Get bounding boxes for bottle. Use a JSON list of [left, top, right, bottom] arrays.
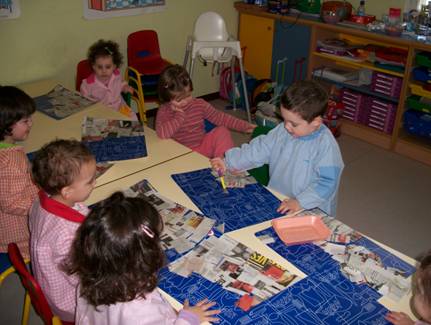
[[357, 0, 366, 16]]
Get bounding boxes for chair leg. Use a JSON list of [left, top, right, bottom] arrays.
[[21, 291, 31, 325], [238, 58, 252, 123], [231, 59, 236, 110], [190, 57, 196, 78]]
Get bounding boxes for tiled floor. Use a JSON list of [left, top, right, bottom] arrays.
[[2, 98, 431, 324]]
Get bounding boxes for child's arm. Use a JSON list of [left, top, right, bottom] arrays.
[[202, 100, 255, 133], [293, 138, 344, 213], [155, 104, 187, 139], [224, 124, 280, 171], [385, 312, 415, 325], [0, 150, 37, 216]]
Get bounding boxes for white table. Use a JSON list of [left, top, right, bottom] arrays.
[[18, 79, 193, 187], [86, 151, 417, 320]]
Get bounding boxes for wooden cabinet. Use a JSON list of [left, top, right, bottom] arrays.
[[238, 13, 274, 79], [235, 1, 431, 166]]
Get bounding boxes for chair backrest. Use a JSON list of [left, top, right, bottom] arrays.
[[8, 243, 54, 325], [76, 59, 93, 91], [193, 12, 229, 42], [127, 30, 161, 66]]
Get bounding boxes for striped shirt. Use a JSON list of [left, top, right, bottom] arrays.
[[156, 98, 252, 149], [0, 144, 38, 258]]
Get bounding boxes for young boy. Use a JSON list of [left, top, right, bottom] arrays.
[[29, 139, 96, 322], [211, 80, 344, 216], [0, 86, 38, 259]]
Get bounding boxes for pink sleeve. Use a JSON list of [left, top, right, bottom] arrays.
[[80, 79, 90, 98], [202, 100, 252, 132], [155, 103, 186, 139], [0, 149, 38, 216]]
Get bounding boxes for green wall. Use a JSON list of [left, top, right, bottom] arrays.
[[0, 0, 238, 96]]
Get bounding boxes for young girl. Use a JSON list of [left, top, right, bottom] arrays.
[[30, 139, 97, 322], [386, 250, 431, 325], [67, 192, 221, 325], [156, 64, 256, 158], [80, 39, 137, 120], [0, 86, 38, 259]]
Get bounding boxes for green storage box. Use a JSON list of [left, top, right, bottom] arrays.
[[416, 52, 431, 69], [406, 95, 431, 114]]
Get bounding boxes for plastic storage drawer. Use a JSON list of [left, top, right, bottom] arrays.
[[404, 109, 431, 139], [371, 72, 403, 98]]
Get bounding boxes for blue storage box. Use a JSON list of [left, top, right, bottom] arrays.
[[412, 67, 431, 83], [404, 109, 431, 139]]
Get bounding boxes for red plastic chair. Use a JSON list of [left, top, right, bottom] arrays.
[[7, 243, 74, 325], [75, 59, 93, 91], [127, 30, 170, 76]]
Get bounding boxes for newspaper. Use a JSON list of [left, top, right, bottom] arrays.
[[95, 162, 113, 179], [81, 117, 147, 162], [210, 170, 258, 189], [33, 84, 94, 120], [169, 235, 298, 310], [319, 243, 411, 301], [122, 180, 216, 254]]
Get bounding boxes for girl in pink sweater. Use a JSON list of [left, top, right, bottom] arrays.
[[156, 64, 255, 158]]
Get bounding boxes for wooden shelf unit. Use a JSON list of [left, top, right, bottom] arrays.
[[234, 1, 431, 165]]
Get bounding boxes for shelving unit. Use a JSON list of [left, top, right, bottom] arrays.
[[234, 1, 431, 165]]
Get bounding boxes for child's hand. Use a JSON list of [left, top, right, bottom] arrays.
[[122, 85, 134, 94], [245, 124, 257, 134], [277, 198, 301, 214], [183, 299, 221, 323], [385, 312, 415, 325], [210, 157, 226, 175]]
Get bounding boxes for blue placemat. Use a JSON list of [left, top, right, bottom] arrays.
[[171, 168, 283, 232]]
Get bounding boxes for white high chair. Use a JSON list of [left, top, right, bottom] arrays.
[[183, 11, 252, 123]]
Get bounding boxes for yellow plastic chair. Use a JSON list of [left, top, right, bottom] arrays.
[[124, 66, 148, 123]]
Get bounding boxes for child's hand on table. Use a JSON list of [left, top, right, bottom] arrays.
[[245, 123, 257, 134], [183, 299, 221, 323], [385, 312, 415, 325], [277, 198, 301, 214], [122, 84, 134, 94], [210, 157, 226, 175]]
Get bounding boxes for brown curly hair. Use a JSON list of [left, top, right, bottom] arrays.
[[416, 250, 431, 305], [280, 80, 328, 122], [87, 39, 123, 67], [157, 64, 193, 103], [65, 192, 165, 306], [31, 139, 95, 195]]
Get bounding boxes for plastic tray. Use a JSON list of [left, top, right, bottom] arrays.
[[271, 215, 331, 245]]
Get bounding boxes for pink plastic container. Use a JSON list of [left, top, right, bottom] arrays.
[[371, 72, 403, 98], [366, 98, 397, 133], [341, 89, 368, 123], [271, 215, 331, 245]]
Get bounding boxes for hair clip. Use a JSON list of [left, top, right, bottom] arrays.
[[164, 83, 169, 89], [104, 46, 113, 55], [140, 224, 154, 238]]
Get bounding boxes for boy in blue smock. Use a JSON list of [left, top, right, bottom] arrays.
[[211, 80, 344, 216]]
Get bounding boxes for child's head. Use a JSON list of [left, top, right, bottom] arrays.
[[280, 80, 328, 138], [0, 86, 36, 143], [158, 64, 193, 104], [87, 39, 123, 83], [67, 191, 164, 306], [412, 250, 431, 322], [32, 139, 96, 204]]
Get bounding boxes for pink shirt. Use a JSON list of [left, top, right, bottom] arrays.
[[76, 289, 199, 325], [156, 98, 252, 149], [0, 144, 38, 258], [80, 69, 126, 110], [29, 191, 89, 322]]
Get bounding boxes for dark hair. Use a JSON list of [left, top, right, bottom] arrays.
[[66, 192, 165, 306], [157, 64, 193, 103], [280, 80, 328, 122], [32, 139, 95, 195], [416, 250, 431, 305], [0, 86, 36, 141], [87, 39, 123, 67]]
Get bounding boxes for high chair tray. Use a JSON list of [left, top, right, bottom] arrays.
[[271, 215, 331, 245]]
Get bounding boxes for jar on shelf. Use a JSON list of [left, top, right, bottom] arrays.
[[384, 7, 403, 37]]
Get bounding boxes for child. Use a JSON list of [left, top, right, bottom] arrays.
[[211, 80, 344, 216], [80, 39, 137, 120], [29, 139, 96, 322], [386, 250, 431, 325], [66, 191, 221, 325], [0, 86, 38, 259], [156, 64, 256, 158]]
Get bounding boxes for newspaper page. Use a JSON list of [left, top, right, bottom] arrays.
[[210, 170, 258, 189], [169, 235, 298, 310], [33, 84, 94, 120], [122, 179, 216, 255]]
